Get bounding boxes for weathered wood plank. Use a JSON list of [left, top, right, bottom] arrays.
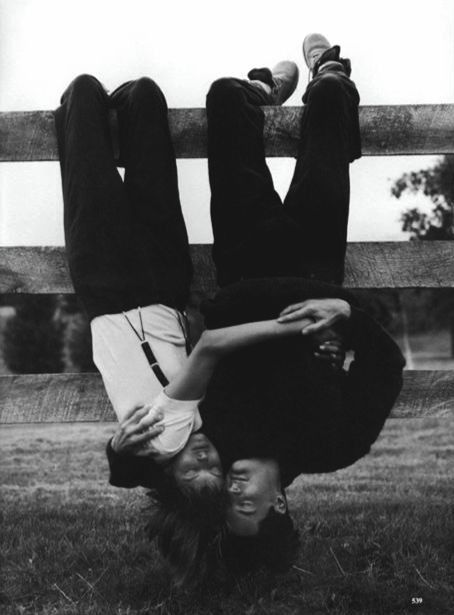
[[1, 105, 454, 161], [0, 242, 453, 294], [342, 241, 454, 288], [0, 371, 452, 423], [0, 374, 113, 423], [0, 245, 216, 295], [396, 371, 454, 418]]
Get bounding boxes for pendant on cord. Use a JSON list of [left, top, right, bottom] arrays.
[[123, 308, 169, 387]]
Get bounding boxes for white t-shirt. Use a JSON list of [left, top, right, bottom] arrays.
[[91, 304, 202, 461]]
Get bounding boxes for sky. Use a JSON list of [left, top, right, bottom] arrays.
[[1, 0, 453, 245]]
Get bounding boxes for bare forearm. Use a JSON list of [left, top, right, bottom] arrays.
[[201, 317, 314, 356], [164, 340, 217, 400]]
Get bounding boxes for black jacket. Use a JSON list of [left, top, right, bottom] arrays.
[[107, 278, 405, 489]]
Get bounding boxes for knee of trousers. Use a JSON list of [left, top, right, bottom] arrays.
[[206, 77, 246, 112], [127, 77, 167, 110], [60, 74, 106, 106], [306, 72, 354, 109]]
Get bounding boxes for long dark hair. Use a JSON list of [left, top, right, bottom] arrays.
[[146, 475, 227, 587]]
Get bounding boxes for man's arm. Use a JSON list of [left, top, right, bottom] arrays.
[[278, 297, 405, 417], [344, 307, 406, 423], [278, 298, 405, 398]]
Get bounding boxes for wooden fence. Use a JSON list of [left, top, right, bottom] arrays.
[[1, 105, 454, 422]]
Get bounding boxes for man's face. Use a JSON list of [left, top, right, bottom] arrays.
[[171, 433, 223, 490], [226, 459, 286, 536]]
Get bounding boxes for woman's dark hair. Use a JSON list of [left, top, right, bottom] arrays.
[[220, 507, 300, 576], [146, 474, 227, 587]]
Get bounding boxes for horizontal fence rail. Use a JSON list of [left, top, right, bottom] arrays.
[[0, 371, 452, 423], [1, 105, 454, 161], [1, 242, 454, 294]]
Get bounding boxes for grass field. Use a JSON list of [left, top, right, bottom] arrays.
[[1, 417, 454, 615]]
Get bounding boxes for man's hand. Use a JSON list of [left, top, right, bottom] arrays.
[[111, 404, 165, 456], [277, 298, 351, 335], [312, 327, 346, 370]]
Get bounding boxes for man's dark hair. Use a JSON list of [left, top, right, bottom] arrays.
[[220, 506, 300, 575], [146, 475, 227, 587]]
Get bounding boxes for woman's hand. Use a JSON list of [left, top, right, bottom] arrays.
[[111, 404, 165, 456], [277, 298, 351, 335]]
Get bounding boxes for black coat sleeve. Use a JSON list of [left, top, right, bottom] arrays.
[[106, 438, 164, 490], [342, 308, 406, 450]]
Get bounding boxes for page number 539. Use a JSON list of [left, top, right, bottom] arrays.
[[412, 597, 423, 605]]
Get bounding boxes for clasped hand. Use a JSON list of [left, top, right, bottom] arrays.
[[277, 298, 351, 370]]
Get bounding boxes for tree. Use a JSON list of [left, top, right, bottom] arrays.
[[391, 155, 454, 355], [2, 295, 99, 374], [391, 155, 454, 240], [3, 296, 64, 373]]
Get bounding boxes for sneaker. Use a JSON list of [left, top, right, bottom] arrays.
[[248, 61, 299, 105], [271, 61, 299, 104], [302, 33, 332, 72], [303, 33, 352, 77]]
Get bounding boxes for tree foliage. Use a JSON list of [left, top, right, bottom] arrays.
[[3, 296, 64, 373], [391, 155, 454, 352], [2, 295, 96, 374], [391, 155, 454, 240]]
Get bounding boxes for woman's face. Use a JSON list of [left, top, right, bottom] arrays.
[[171, 433, 223, 490]]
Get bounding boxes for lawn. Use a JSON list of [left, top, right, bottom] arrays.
[[1, 418, 453, 615]]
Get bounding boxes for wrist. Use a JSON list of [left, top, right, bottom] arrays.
[[275, 317, 313, 336]]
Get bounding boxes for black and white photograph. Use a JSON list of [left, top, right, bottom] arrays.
[[1, 0, 453, 613]]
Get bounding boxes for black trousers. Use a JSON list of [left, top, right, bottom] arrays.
[[206, 66, 361, 287], [54, 75, 192, 320]]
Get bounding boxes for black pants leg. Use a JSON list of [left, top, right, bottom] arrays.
[[206, 77, 301, 286], [55, 74, 192, 320], [206, 69, 360, 286], [284, 69, 361, 283], [111, 78, 192, 304]]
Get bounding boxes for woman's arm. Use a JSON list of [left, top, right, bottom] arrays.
[[165, 316, 313, 401]]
